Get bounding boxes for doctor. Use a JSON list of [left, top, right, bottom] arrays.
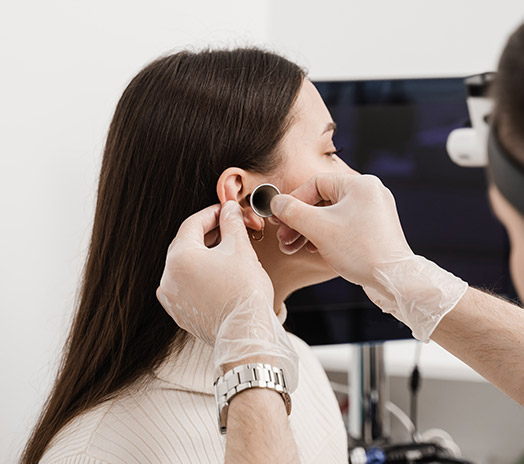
[[272, 24, 524, 404], [158, 23, 524, 464]]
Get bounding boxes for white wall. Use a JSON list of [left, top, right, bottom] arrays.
[[0, 2, 270, 461], [2, 1, 524, 462], [268, 0, 524, 79]]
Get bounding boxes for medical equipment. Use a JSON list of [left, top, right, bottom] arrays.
[[447, 72, 524, 215], [446, 73, 494, 167], [247, 183, 281, 217]]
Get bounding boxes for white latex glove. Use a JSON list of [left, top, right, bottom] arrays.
[[270, 173, 468, 342], [157, 201, 298, 388]]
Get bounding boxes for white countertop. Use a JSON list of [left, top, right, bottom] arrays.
[[311, 339, 486, 383]]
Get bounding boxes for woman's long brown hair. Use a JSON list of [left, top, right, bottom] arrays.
[[21, 48, 305, 463]]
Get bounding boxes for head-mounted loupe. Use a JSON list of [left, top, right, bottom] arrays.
[[446, 73, 494, 167], [446, 72, 524, 215]]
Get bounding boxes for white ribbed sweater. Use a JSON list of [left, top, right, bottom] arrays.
[[39, 331, 348, 463]]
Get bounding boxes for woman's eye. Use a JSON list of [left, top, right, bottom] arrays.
[[326, 147, 343, 157]]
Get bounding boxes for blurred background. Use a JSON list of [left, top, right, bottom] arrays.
[[1, 1, 523, 462]]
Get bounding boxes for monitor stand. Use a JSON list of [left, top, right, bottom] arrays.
[[348, 343, 390, 446], [346, 344, 473, 462]]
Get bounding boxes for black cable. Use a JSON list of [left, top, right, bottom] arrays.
[[409, 343, 422, 437], [409, 365, 420, 432]]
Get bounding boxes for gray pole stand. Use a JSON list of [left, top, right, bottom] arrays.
[[348, 343, 390, 446]]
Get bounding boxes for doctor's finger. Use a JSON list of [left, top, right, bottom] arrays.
[[217, 200, 257, 254], [290, 173, 345, 205], [270, 193, 328, 244], [276, 224, 302, 248], [219, 201, 249, 238], [172, 204, 221, 249], [287, 172, 360, 207], [278, 234, 309, 255]]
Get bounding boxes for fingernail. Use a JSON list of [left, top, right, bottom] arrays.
[[267, 216, 281, 226], [282, 235, 298, 246], [279, 241, 299, 255], [277, 229, 298, 246]]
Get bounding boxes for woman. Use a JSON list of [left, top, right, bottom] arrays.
[[22, 48, 351, 464]]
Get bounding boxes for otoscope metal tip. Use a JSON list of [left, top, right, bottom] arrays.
[[247, 183, 281, 218]]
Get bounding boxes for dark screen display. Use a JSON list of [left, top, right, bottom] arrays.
[[284, 78, 518, 345]]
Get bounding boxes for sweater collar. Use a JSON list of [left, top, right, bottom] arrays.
[[153, 304, 288, 395]]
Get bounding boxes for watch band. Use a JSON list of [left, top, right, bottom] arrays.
[[213, 363, 292, 434]]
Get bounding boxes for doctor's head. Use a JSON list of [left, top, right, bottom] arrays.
[[490, 22, 524, 298]]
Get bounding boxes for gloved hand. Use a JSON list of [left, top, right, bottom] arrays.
[[157, 201, 298, 388], [270, 173, 468, 342]]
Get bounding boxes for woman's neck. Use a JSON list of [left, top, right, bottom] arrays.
[[273, 293, 286, 319]]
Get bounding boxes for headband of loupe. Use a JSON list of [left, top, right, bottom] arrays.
[[446, 72, 524, 215]]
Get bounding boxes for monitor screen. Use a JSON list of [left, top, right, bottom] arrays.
[[284, 77, 518, 345]]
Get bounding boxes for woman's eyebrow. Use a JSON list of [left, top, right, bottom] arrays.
[[322, 121, 337, 135]]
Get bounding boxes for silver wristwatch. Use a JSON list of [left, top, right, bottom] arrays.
[[213, 363, 292, 434]]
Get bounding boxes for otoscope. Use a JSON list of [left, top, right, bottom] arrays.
[[246, 183, 281, 218]]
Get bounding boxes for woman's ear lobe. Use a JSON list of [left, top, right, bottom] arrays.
[[243, 209, 264, 231]]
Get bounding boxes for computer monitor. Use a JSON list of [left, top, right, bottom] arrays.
[[284, 77, 518, 345]]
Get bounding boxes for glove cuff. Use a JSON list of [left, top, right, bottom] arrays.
[[363, 255, 469, 342], [213, 291, 299, 392]]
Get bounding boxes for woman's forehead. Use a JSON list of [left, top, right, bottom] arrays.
[[289, 80, 334, 139]]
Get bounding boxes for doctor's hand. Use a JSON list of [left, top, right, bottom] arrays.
[[270, 173, 414, 287], [271, 173, 468, 342], [156, 201, 298, 384]]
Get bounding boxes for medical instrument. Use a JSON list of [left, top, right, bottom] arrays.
[[446, 72, 524, 215], [246, 183, 281, 217], [446, 73, 494, 167]]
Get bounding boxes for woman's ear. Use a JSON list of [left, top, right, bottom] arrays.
[[216, 168, 264, 231]]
